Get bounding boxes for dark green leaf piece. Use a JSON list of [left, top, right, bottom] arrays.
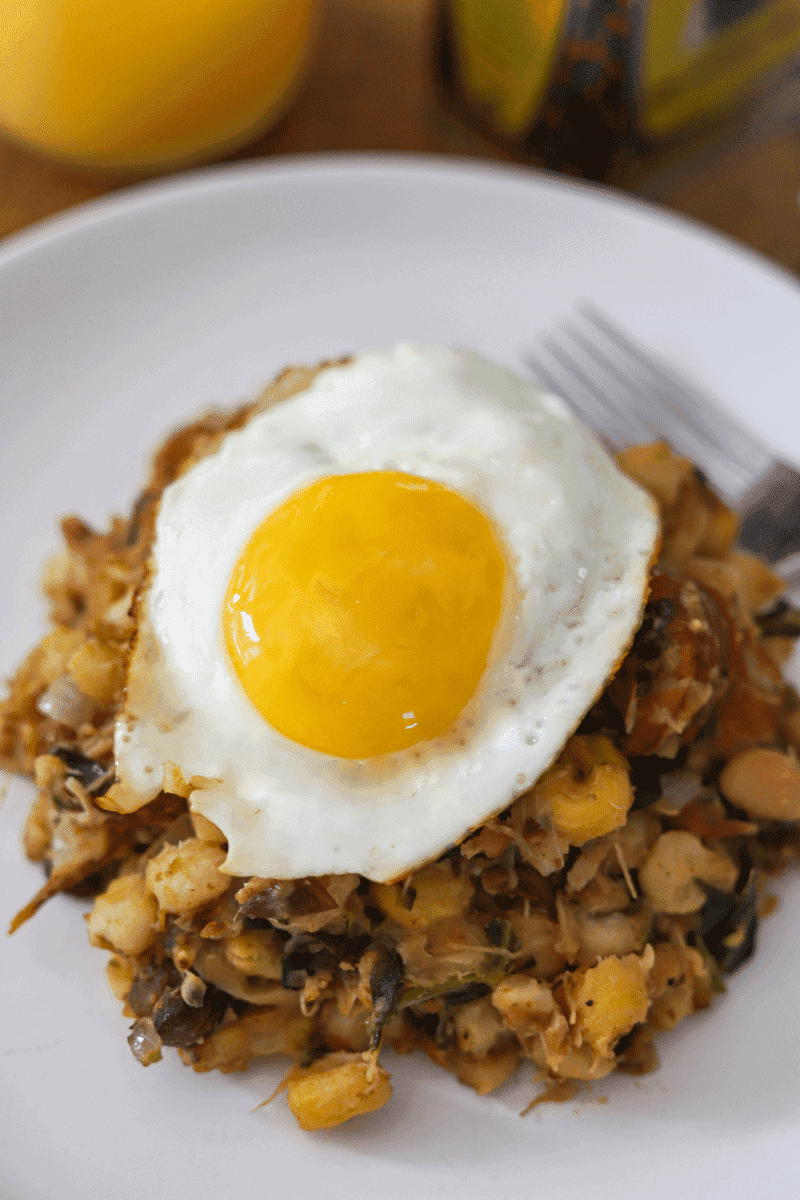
[[755, 599, 800, 640], [700, 869, 758, 975]]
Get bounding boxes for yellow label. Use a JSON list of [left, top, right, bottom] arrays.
[[638, 0, 800, 137], [448, 0, 569, 136]]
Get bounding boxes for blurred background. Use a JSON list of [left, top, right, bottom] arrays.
[[1, 0, 799, 273]]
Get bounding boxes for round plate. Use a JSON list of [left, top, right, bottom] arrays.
[[2, 156, 800, 1200]]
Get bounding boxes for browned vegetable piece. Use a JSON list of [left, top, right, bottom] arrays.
[[183, 1004, 314, 1073], [151, 982, 229, 1047], [617, 442, 739, 564], [616, 442, 694, 511], [674, 797, 756, 840], [713, 630, 786, 757], [607, 570, 730, 758], [127, 963, 182, 1017], [235, 876, 338, 925], [757, 599, 800, 640]]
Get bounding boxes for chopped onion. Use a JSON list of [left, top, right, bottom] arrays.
[[36, 676, 95, 728], [127, 1017, 163, 1066], [659, 770, 702, 809]]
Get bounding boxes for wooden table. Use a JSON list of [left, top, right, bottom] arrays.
[[2, 0, 800, 277]]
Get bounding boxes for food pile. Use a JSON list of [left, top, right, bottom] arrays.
[[4, 354, 800, 1132]]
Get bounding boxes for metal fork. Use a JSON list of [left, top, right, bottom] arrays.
[[528, 304, 800, 584]]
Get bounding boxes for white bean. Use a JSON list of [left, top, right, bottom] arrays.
[[145, 838, 229, 914], [87, 873, 158, 955]]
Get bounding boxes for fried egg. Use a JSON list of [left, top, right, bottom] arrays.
[[115, 345, 658, 881]]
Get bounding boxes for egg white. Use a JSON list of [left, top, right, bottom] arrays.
[[115, 344, 658, 881]]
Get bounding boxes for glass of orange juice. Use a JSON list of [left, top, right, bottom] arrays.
[[0, 0, 317, 172]]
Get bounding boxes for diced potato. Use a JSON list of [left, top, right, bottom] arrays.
[[507, 910, 566, 978], [663, 478, 715, 563], [536, 736, 634, 846], [618, 443, 739, 567], [563, 734, 630, 778], [613, 810, 661, 869], [33, 754, 66, 790], [529, 1040, 618, 1081], [683, 556, 740, 603], [286, 1053, 392, 1130], [549, 764, 633, 846], [371, 862, 471, 930], [50, 814, 109, 875], [193, 945, 287, 1005], [564, 951, 652, 1058]]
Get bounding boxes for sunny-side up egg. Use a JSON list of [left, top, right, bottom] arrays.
[[115, 345, 659, 882]]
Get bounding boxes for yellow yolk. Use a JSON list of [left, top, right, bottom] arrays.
[[223, 471, 508, 758]]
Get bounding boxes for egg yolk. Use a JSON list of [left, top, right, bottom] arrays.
[[223, 471, 508, 758]]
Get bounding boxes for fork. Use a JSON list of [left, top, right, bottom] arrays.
[[528, 304, 800, 585]]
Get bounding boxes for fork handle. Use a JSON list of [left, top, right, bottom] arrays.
[[737, 461, 800, 581]]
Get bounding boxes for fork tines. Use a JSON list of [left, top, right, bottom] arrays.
[[528, 303, 772, 500]]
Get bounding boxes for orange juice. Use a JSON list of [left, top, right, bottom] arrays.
[[0, 0, 317, 170]]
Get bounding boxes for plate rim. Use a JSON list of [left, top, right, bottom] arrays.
[[3, 149, 800, 1199], [1, 150, 799, 304]]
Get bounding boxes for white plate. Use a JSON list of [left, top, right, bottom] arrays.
[[2, 156, 800, 1200]]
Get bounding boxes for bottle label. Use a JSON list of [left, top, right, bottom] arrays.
[[446, 0, 570, 136], [634, 0, 800, 137]]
